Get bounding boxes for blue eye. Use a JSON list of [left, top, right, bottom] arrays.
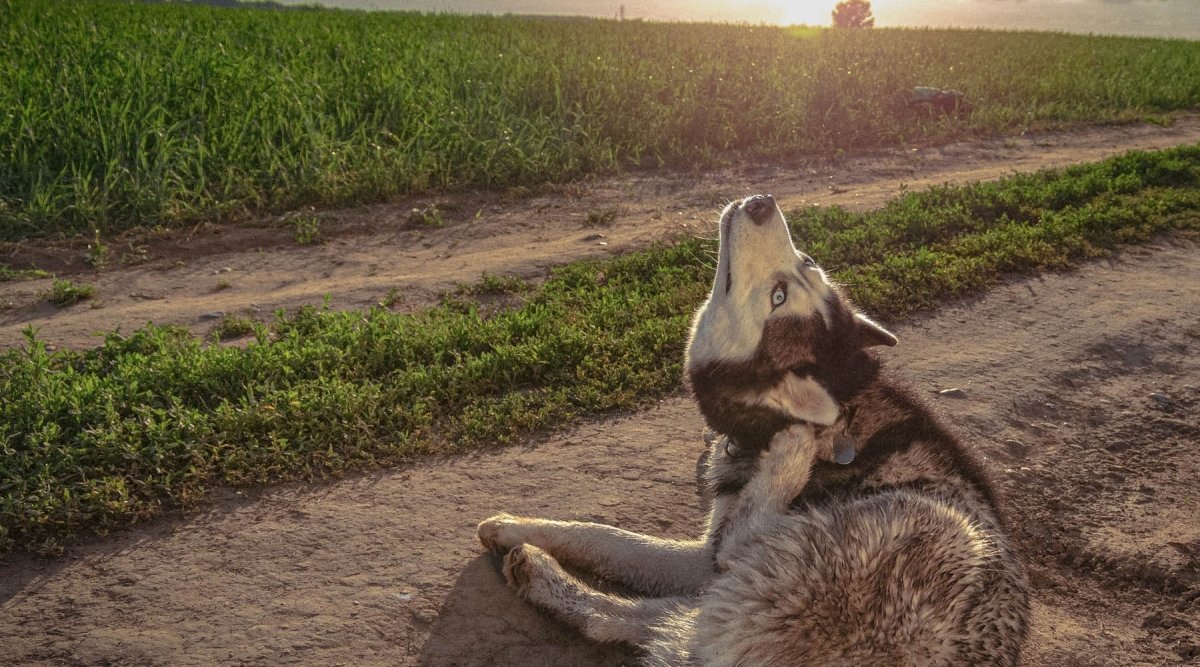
[[802, 255, 817, 268], [771, 286, 787, 307]]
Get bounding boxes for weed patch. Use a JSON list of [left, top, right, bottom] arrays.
[[409, 206, 445, 227], [585, 207, 619, 227], [292, 215, 321, 246], [212, 314, 258, 341], [461, 273, 529, 296], [0, 266, 51, 282], [379, 287, 403, 309], [84, 231, 111, 268], [44, 279, 94, 306]]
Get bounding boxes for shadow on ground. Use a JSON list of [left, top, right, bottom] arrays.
[[415, 555, 636, 667]]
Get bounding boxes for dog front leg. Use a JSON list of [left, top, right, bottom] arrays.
[[503, 543, 695, 648], [478, 515, 712, 596], [716, 424, 819, 560], [747, 423, 820, 510]]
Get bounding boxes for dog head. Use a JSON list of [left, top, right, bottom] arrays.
[[685, 195, 896, 449]]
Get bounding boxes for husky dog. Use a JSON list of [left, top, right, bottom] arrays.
[[478, 195, 1029, 665]]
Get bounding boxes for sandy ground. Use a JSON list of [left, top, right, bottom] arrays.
[[3, 116, 1200, 349], [1, 235, 1198, 664]]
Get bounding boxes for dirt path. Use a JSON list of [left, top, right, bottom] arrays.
[[3, 116, 1200, 349], [2, 237, 1197, 666]]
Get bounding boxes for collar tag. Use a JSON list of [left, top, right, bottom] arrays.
[[723, 436, 742, 459], [833, 434, 857, 465]]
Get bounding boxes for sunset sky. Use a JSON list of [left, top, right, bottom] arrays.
[[277, 0, 1200, 39]]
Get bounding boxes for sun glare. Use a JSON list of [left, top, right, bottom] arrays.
[[692, 0, 905, 28], [703, 1, 837, 26], [770, 2, 838, 27]]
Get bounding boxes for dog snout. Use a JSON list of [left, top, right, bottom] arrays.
[[744, 195, 775, 225]]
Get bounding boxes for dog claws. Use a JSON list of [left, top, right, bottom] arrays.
[[502, 545, 533, 592]]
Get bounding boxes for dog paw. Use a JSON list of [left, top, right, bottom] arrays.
[[502, 544, 533, 592], [477, 513, 524, 555], [502, 543, 555, 597]]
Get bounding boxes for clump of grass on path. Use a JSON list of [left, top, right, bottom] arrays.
[[2, 145, 1199, 555], [5, 0, 1200, 240], [44, 279, 94, 306], [0, 266, 51, 282]]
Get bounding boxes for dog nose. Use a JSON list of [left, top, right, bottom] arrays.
[[744, 195, 775, 225]]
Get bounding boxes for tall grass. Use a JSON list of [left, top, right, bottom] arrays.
[[2, 144, 1199, 554], [3, 0, 1200, 240]]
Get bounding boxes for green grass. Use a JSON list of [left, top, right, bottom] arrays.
[[44, 279, 95, 307], [461, 273, 530, 296], [409, 206, 445, 228], [2, 145, 1199, 555], [84, 230, 112, 268], [212, 314, 259, 341], [0, 266, 51, 282], [290, 213, 321, 245], [4, 1, 1200, 241]]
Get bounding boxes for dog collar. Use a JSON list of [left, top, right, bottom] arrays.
[[831, 404, 858, 465], [723, 434, 745, 459], [833, 433, 856, 465], [721, 404, 858, 464]]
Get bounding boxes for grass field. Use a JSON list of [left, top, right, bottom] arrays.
[[2, 144, 1199, 554], [3, 0, 1200, 241]]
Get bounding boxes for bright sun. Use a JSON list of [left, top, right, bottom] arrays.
[[717, 0, 905, 27]]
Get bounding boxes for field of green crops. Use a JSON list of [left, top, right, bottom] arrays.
[[3, 0, 1200, 240]]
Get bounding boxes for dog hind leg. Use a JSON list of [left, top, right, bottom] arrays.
[[503, 543, 696, 648]]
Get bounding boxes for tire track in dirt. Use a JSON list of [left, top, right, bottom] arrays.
[[3, 116, 1200, 349], [2, 237, 1196, 666]]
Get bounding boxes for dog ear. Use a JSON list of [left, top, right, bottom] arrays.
[[855, 313, 897, 348], [760, 373, 841, 426]]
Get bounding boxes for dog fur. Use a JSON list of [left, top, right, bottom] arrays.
[[478, 195, 1029, 665]]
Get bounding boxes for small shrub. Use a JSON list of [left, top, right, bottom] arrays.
[[293, 214, 321, 245], [469, 273, 528, 295], [409, 206, 444, 227], [585, 207, 619, 227], [45, 279, 94, 306], [85, 230, 111, 268], [379, 287, 402, 308], [212, 314, 257, 340]]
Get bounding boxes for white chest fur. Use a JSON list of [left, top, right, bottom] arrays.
[[709, 424, 820, 567]]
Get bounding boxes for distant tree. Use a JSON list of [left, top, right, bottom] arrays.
[[832, 0, 875, 28]]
